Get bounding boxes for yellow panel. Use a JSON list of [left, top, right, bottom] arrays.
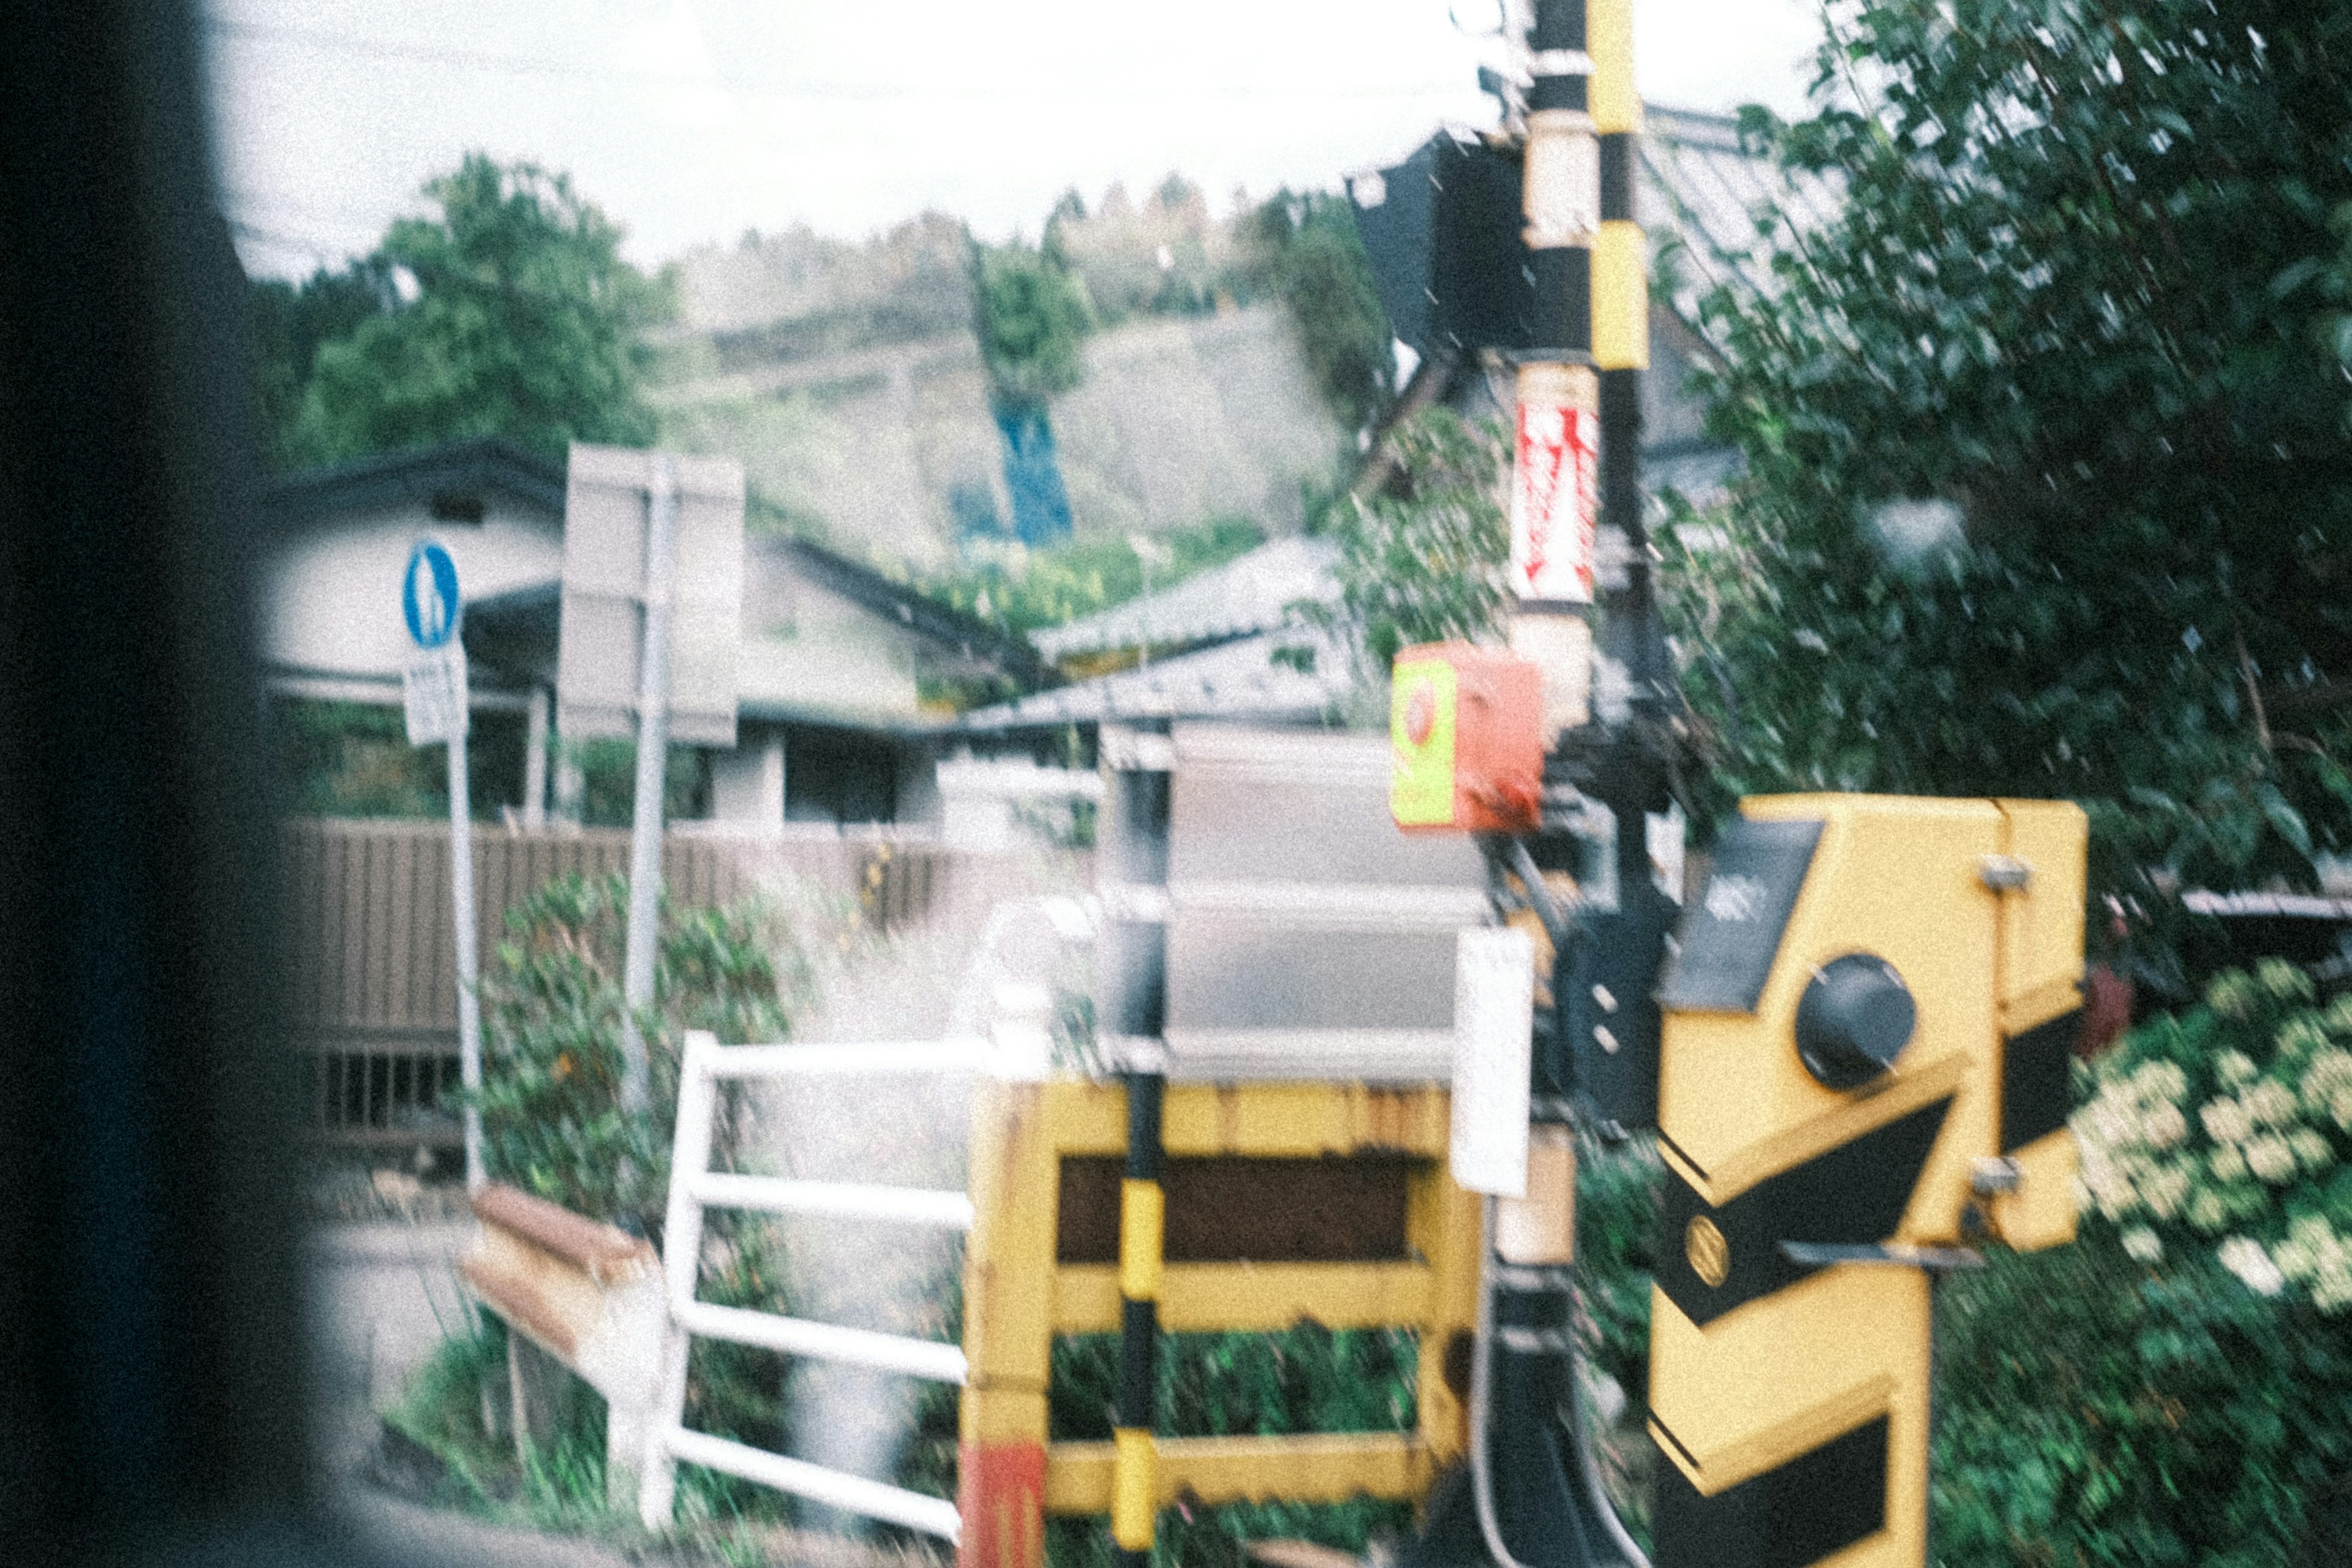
[[1586, 0, 1640, 134], [1047, 1433, 1428, 1514], [1592, 222, 1649, 371], [1989, 1126, 2078, 1254], [1661, 796, 2003, 1244], [965, 1080, 1063, 1389], [1160, 1083, 1453, 1158], [961, 1384, 1050, 1446], [1994, 799, 2089, 1019], [1409, 1160, 1480, 1467], [1650, 1269, 1930, 1568], [1039, 1079, 1128, 1155], [1052, 1262, 1433, 1335], [1044, 1081, 1453, 1160]]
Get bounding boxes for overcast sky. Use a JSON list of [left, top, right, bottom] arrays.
[[208, 0, 1823, 280]]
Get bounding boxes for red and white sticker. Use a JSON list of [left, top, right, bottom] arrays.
[[1510, 398, 1599, 604]]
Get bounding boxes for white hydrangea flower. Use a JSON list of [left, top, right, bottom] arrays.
[[2332, 1090, 2352, 1133], [2202, 1097, 2255, 1145], [2290, 1128, 2335, 1172], [2247, 1134, 2298, 1183], [2245, 1079, 2301, 1128], [2133, 1060, 2189, 1104], [2218, 1235, 2287, 1296], [2188, 1190, 2231, 1234], [2210, 1144, 2250, 1184], [2140, 1163, 2193, 1219], [2122, 1227, 2164, 1262], [2139, 1101, 2189, 1150], [2218, 1050, 2260, 1088]]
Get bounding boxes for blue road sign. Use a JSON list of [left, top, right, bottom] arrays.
[[403, 540, 462, 650]]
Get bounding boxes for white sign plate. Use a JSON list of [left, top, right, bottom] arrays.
[[557, 444, 745, 748], [1452, 925, 1534, 1196], [1509, 399, 1599, 605], [403, 643, 469, 746]]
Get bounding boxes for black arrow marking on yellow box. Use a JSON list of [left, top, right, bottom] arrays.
[[1656, 1094, 1953, 1328], [1651, 1409, 1889, 1568]]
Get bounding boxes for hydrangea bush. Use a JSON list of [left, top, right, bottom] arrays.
[[2075, 959, 2352, 1312]]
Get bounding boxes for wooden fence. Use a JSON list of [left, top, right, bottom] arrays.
[[277, 820, 963, 1151]]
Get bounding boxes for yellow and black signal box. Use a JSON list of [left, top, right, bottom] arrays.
[[1389, 643, 1544, 835], [1646, 794, 2084, 1568]]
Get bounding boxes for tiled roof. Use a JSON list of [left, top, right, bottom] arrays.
[[959, 628, 1352, 732], [1029, 535, 1341, 662]]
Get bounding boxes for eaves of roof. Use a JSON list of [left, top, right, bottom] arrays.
[[264, 436, 567, 528], [763, 536, 1057, 690]]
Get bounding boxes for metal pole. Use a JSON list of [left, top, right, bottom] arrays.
[[448, 703, 486, 1191], [522, 684, 549, 831], [620, 453, 680, 1117]]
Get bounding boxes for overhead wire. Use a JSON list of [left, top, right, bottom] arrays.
[[202, 15, 1486, 104]]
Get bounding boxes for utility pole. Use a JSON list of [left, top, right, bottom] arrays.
[[1397, 2, 1656, 1566], [619, 454, 680, 1118]]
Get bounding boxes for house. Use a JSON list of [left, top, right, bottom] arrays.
[[257, 436, 1046, 829]]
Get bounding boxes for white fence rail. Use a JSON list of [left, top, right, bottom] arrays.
[[639, 1023, 1048, 1541]]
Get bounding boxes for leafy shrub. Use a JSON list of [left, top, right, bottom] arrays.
[[1934, 1237, 2352, 1567], [472, 871, 812, 1238], [1286, 408, 1509, 698]]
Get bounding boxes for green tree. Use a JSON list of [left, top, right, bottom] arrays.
[[1667, 1, 2352, 984], [1247, 190, 1395, 434], [970, 237, 1094, 410], [277, 154, 666, 467], [1292, 408, 1509, 676]]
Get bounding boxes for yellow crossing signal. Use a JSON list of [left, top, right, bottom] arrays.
[[1647, 795, 2085, 1568]]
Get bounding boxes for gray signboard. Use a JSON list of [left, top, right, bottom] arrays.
[[558, 444, 745, 748]]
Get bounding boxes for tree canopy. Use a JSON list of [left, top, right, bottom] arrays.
[[255, 154, 665, 469], [970, 238, 1094, 412], [1668, 0, 2352, 984]]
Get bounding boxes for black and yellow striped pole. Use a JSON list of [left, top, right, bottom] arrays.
[[1112, 1072, 1165, 1567], [1096, 723, 1172, 1568]]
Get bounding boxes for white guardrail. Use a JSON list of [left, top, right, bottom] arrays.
[[638, 1025, 1045, 1540]]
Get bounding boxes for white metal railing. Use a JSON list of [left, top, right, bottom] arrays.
[[638, 1028, 1033, 1541]]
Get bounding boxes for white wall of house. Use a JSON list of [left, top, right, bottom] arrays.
[[260, 496, 561, 693]]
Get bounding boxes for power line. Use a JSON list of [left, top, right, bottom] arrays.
[[202, 16, 1482, 103]]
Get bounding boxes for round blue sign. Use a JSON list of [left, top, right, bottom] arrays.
[[402, 540, 462, 650]]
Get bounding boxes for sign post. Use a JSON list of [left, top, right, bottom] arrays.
[[557, 445, 745, 1122], [403, 539, 484, 1192]]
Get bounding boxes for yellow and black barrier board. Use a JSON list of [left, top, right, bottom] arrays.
[[1652, 1408, 1890, 1568], [1655, 1094, 1954, 1329]]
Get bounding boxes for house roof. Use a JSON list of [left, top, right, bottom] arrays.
[[1030, 535, 1341, 663], [764, 536, 1054, 690], [264, 435, 567, 527], [958, 627, 1352, 733], [1642, 105, 1845, 330]]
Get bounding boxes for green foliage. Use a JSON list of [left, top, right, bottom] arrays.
[[1934, 1235, 2352, 1567], [269, 696, 525, 820], [472, 872, 807, 1237], [266, 697, 696, 824], [248, 258, 398, 469], [1243, 190, 1395, 433], [271, 154, 667, 469], [971, 239, 1095, 411], [1668, 0, 2352, 971], [922, 516, 1265, 642], [1047, 1326, 1420, 1568], [2078, 960, 2352, 1311], [1293, 409, 1509, 674]]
